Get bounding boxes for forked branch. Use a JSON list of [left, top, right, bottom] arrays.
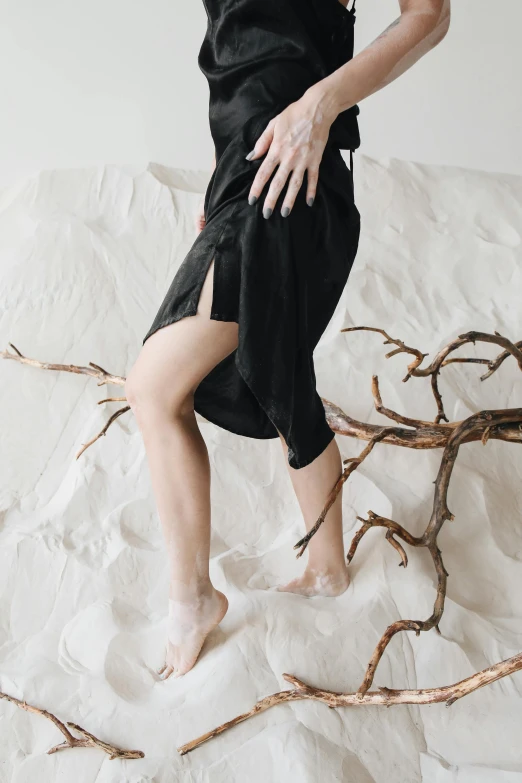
[[0, 691, 144, 759]]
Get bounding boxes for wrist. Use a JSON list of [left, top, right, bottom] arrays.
[[304, 78, 341, 125]]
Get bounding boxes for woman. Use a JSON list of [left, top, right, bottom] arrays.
[[125, 0, 451, 681]]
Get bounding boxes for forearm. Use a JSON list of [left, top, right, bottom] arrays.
[[310, 0, 450, 118]]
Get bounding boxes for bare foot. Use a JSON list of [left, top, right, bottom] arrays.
[[157, 588, 228, 680], [276, 566, 350, 597]]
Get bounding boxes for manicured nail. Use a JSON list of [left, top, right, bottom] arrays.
[[281, 206, 290, 217], [248, 195, 257, 205], [245, 150, 255, 160], [307, 197, 314, 207], [263, 207, 272, 219]]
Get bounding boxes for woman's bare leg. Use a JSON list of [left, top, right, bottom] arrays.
[[276, 434, 350, 597], [125, 260, 237, 679]]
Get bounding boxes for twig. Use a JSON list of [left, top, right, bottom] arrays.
[[1, 343, 126, 386], [293, 426, 400, 558], [75, 406, 131, 459], [342, 327, 522, 423], [0, 691, 144, 759]]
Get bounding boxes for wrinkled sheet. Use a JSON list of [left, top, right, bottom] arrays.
[[0, 155, 521, 782]]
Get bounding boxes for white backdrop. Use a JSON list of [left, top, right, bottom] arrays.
[[0, 0, 521, 187]]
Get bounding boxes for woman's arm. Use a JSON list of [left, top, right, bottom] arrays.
[[246, 0, 451, 219], [320, 0, 451, 114]]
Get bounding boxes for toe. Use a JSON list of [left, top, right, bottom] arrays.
[[157, 664, 175, 681]]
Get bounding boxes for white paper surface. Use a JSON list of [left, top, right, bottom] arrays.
[[0, 155, 521, 782]]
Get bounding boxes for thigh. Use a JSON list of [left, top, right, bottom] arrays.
[[129, 259, 239, 402]]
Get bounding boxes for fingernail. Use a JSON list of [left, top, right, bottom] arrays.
[[281, 206, 290, 217], [263, 207, 272, 219], [248, 195, 257, 205], [245, 150, 255, 160], [307, 197, 314, 207]]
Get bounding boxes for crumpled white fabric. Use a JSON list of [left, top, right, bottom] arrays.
[[0, 154, 521, 782]]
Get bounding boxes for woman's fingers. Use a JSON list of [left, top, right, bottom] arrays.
[[245, 106, 328, 216], [245, 118, 275, 162], [195, 195, 206, 233], [247, 151, 280, 207], [305, 165, 319, 207], [249, 157, 317, 217], [280, 169, 305, 216], [262, 163, 294, 218]]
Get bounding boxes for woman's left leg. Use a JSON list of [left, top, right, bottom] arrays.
[[276, 434, 350, 596]]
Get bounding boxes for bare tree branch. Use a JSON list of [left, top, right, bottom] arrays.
[[177, 652, 522, 755], [0, 691, 144, 759]]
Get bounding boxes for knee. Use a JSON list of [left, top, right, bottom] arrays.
[[125, 360, 194, 428]]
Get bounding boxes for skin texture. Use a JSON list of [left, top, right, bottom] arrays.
[[126, 0, 452, 679], [246, 0, 451, 218]]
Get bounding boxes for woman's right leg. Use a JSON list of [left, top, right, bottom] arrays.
[[276, 433, 350, 597], [125, 259, 238, 680]]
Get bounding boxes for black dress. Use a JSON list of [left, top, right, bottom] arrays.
[[142, 0, 361, 469]]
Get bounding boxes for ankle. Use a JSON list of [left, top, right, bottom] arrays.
[[305, 561, 348, 578], [168, 579, 215, 603]]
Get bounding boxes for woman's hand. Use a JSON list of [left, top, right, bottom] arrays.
[[245, 85, 339, 219], [195, 195, 206, 234], [195, 151, 217, 233]]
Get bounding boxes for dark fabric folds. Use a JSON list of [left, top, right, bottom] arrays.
[[143, 0, 361, 469]]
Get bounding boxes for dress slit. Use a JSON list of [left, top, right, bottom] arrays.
[[208, 203, 242, 323]]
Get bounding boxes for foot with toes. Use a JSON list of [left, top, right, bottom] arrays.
[[157, 587, 229, 680], [276, 565, 350, 597]]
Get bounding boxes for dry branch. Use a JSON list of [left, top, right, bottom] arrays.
[[177, 652, 522, 754], [342, 327, 522, 423], [1, 343, 126, 386], [0, 691, 144, 759]]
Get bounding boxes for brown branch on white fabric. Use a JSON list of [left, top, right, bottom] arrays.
[[1, 342, 132, 459], [342, 327, 522, 423], [1, 343, 126, 386], [177, 652, 522, 755], [343, 409, 522, 697], [0, 691, 144, 759], [323, 395, 522, 447], [298, 369, 522, 559], [75, 405, 131, 459], [293, 424, 400, 558]]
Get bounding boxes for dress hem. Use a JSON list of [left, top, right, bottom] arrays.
[[142, 309, 336, 469]]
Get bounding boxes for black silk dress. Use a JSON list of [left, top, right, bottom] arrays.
[[142, 0, 361, 469]]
